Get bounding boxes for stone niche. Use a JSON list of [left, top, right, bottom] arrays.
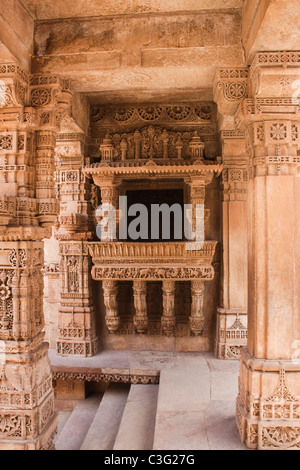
[[82, 101, 222, 352]]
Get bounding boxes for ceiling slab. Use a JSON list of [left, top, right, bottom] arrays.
[[20, 0, 243, 20], [243, 0, 300, 62], [31, 9, 245, 98]]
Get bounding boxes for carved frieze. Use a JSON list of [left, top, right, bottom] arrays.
[[93, 266, 214, 281], [89, 102, 218, 161]]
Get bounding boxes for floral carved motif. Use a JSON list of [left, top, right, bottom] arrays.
[[270, 123, 288, 141], [93, 266, 214, 281], [262, 427, 300, 449], [0, 271, 13, 334], [221, 82, 248, 101], [0, 415, 22, 438], [31, 88, 52, 107], [0, 135, 13, 151]]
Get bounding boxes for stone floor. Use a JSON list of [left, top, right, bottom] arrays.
[[50, 350, 248, 450]]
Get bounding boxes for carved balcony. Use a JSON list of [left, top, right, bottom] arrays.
[[89, 241, 218, 281], [89, 241, 218, 336]]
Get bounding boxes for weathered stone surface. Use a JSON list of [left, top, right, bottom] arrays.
[[21, 0, 244, 19]]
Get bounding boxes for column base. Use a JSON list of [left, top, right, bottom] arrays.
[[0, 341, 58, 450], [161, 316, 175, 336], [56, 338, 98, 357], [0, 413, 58, 451], [56, 311, 99, 357], [215, 308, 248, 359], [133, 316, 148, 334], [105, 316, 120, 334], [236, 349, 300, 449], [189, 316, 204, 336]]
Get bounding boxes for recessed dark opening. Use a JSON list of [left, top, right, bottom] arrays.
[[125, 189, 185, 242]]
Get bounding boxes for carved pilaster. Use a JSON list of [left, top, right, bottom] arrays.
[[55, 133, 95, 239], [54, 132, 98, 357], [31, 75, 71, 228], [215, 309, 248, 360], [0, 67, 60, 450], [184, 177, 209, 240], [36, 131, 59, 227], [132, 280, 148, 334], [57, 242, 98, 357], [215, 132, 248, 359], [161, 280, 176, 336], [0, 241, 57, 450]]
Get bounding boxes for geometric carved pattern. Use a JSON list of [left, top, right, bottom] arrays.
[[266, 369, 297, 403], [215, 311, 248, 360], [237, 350, 300, 450], [52, 369, 160, 385]]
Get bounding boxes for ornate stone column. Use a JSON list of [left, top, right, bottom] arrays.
[[102, 280, 120, 333], [161, 280, 176, 336], [216, 133, 248, 359], [57, 241, 98, 357], [132, 280, 148, 334], [94, 175, 120, 241], [55, 133, 98, 357], [235, 51, 300, 450], [184, 175, 211, 336], [189, 280, 205, 336], [0, 66, 66, 449], [185, 176, 206, 239], [213, 67, 250, 360]]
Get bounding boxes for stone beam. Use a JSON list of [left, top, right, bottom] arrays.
[[0, 0, 34, 71], [242, 0, 300, 63], [20, 0, 244, 20], [31, 10, 245, 95]]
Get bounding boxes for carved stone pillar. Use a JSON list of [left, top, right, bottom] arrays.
[[94, 175, 120, 241], [184, 177, 207, 244], [0, 66, 67, 449], [161, 280, 176, 336], [215, 133, 248, 359], [132, 280, 148, 334], [102, 280, 120, 333], [235, 52, 300, 450], [57, 242, 98, 357], [189, 280, 205, 336], [55, 134, 98, 357], [55, 133, 94, 236]]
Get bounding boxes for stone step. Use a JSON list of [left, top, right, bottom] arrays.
[[55, 394, 102, 451], [80, 383, 130, 451], [153, 354, 211, 450], [54, 410, 72, 443], [113, 384, 159, 450]]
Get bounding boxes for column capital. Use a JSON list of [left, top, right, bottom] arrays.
[[249, 50, 300, 98], [55, 133, 95, 241], [213, 67, 249, 117], [245, 119, 300, 178]]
